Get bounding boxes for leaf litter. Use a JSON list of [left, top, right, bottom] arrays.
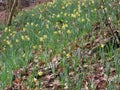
[[5, 0, 120, 90]]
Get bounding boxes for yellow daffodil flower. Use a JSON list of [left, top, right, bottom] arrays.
[[101, 44, 105, 48], [33, 78, 37, 83], [67, 30, 71, 34], [40, 37, 44, 42], [38, 71, 43, 76], [66, 53, 71, 58], [16, 39, 19, 43]]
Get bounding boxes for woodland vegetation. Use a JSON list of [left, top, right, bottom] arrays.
[[0, 0, 120, 90]]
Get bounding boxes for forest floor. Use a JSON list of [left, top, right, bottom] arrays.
[[0, 0, 52, 24], [0, 0, 120, 90], [0, 10, 5, 24]]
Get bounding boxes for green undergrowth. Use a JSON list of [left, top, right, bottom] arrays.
[[0, 0, 120, 89]]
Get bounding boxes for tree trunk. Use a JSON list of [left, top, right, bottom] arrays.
[[7, 0, 17, 26]]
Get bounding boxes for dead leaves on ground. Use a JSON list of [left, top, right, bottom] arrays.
[[6, 53, 64, 90], [6, 20, 120, 90]]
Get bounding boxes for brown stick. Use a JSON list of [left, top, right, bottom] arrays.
[[101, 0, 120, 45]]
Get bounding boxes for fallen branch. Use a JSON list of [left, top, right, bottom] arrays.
[[89, 36, 120, 55], [101, 0, 120, 45]]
